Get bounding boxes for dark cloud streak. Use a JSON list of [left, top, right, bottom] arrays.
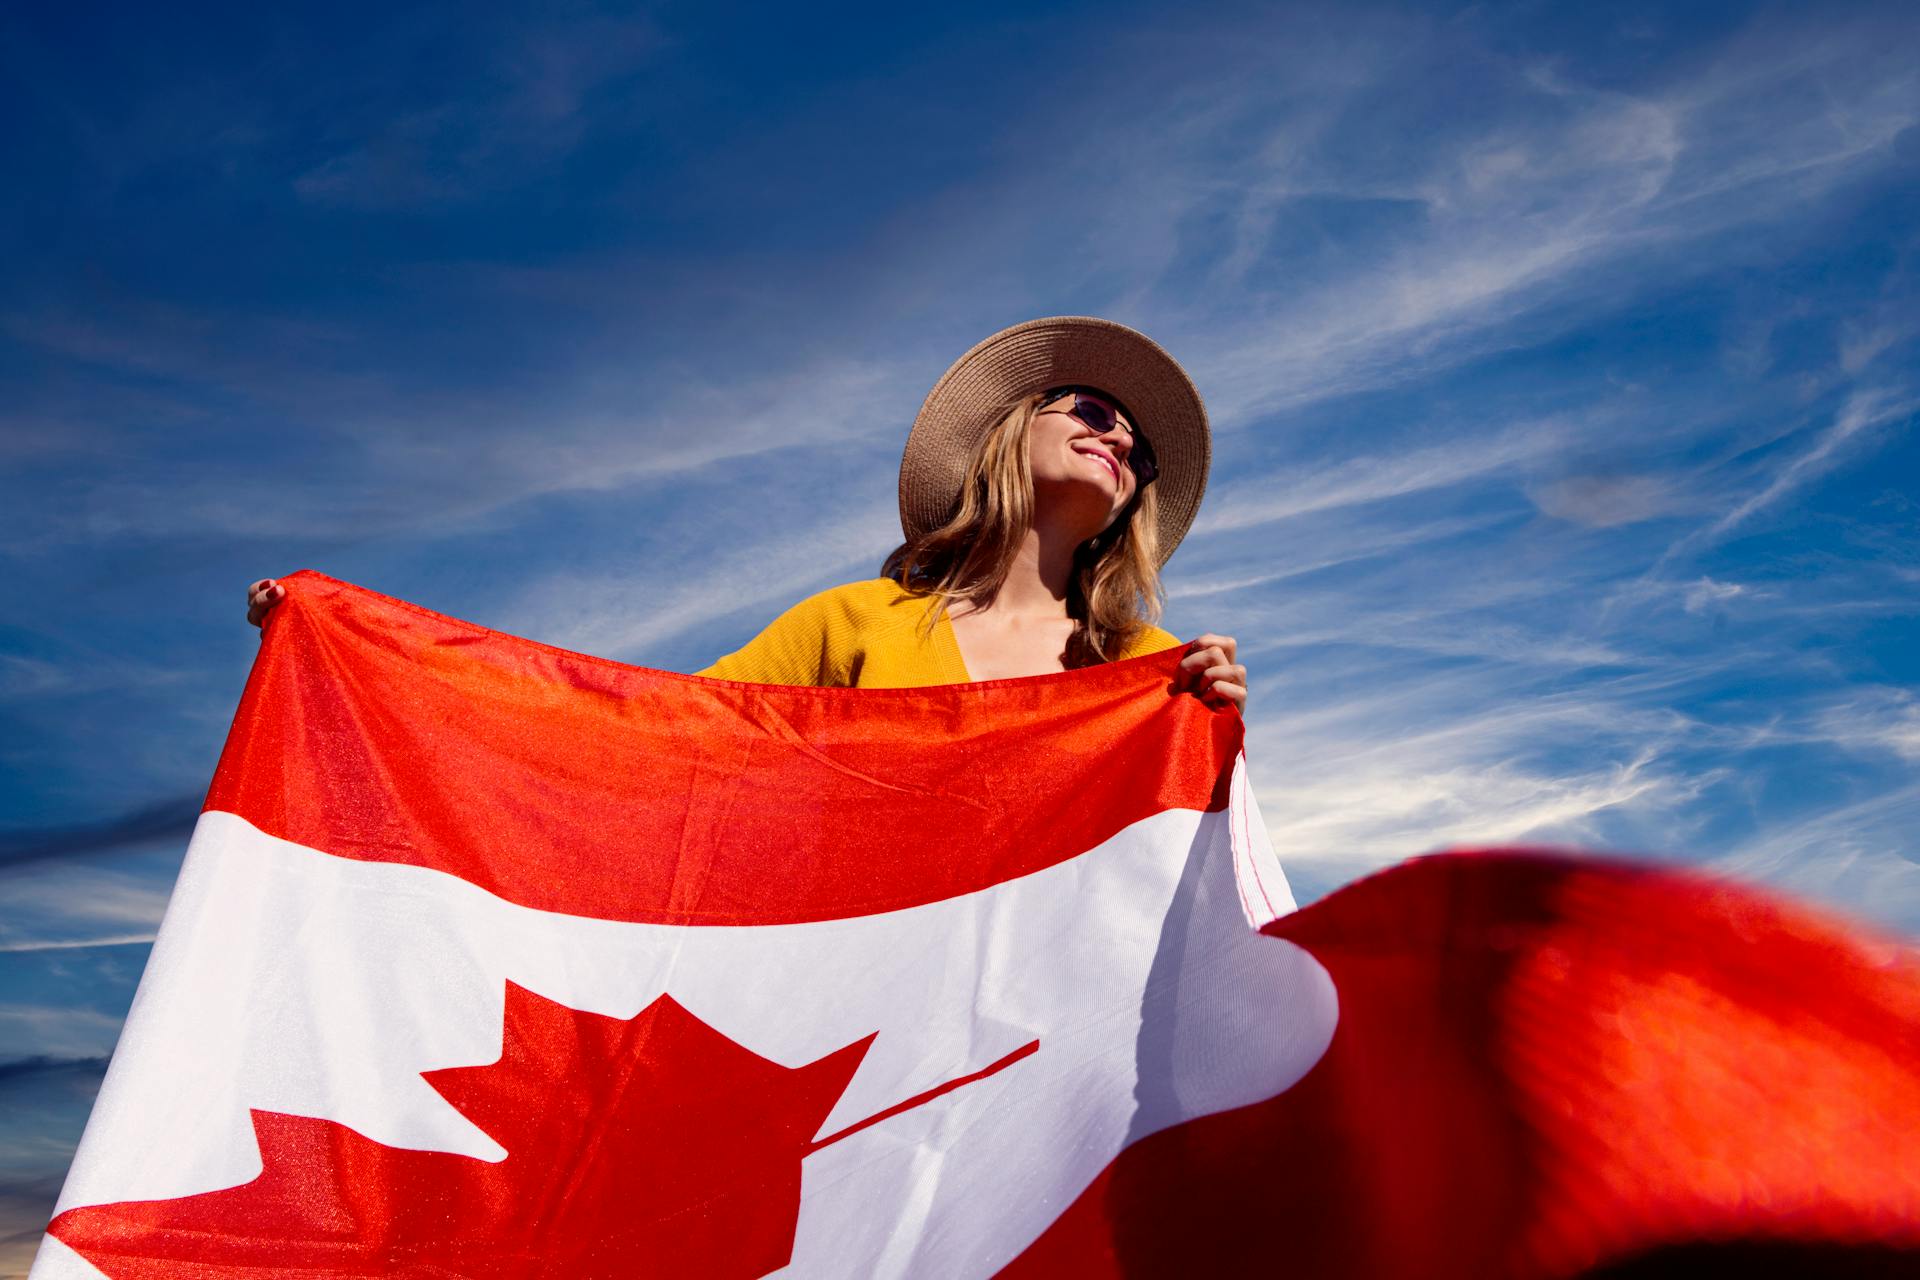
[[0, 797, 198, 871], [0, 1056, 109, 1089]]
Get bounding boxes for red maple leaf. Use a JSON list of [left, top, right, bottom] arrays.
[[49, 983, 879, 1279]]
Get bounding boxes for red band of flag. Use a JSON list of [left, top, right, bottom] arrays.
[[208, 572, 1239, 925]]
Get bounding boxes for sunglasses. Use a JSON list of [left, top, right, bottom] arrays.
[[1039, 387, 1159, 486]]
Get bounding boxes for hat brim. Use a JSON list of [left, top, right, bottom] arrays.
[[897, 316, 1210, 568]]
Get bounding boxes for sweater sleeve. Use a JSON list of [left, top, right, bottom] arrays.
[[1125, 624, 1185, 658], [696, 587, 858, 686]]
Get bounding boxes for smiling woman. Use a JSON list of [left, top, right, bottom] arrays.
[[698, 316, 1246, 705], [884, 384, 1165, 675], [251, 317, 1248, 708]]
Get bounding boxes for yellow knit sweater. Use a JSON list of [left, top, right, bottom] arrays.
[[698, 578, 1181, 688]]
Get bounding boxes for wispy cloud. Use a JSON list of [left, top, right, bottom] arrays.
[[1139, 19, 1920, 421], [501, 501, 902, 663], [1197, 421, 1566, 534], [0, 798, 198, 872], [0, 1056, 109, 1087], [0, 936, 154, 955], [1168, 512, 1507, 600], [293, 14, 666, 209], [1702, 387, 1915, 541], [4, 7, 1912, 576], [1811, 689, 1920, 763], [1711, 783, 1920, 936], [1682, 577, 1749, 614], [0, 1006, 127, 1061], [1245, 663, 1720, 883], [0, 865, 175, 948], [0, 649, 189, 703]]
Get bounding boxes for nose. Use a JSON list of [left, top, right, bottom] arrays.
[[1092, 423, 1132, 462]]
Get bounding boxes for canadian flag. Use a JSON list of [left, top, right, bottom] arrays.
[[34, 573, 1920, 1278]]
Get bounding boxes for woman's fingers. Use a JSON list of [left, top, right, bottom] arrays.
[[1178, 636, 1249, 710], [246, 579, 285, 628], [1181, 635, 1238, 668], [1205, 680, 1247, 711], [1179, 645, 1227, 677], [1191, 633, 1237, 663], [1201, 664, 1248, 708]]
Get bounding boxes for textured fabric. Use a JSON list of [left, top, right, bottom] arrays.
[[1010, 851, 1920, 1277], [199, 574, 1234, 925], [41, 571, 1315, 1280], [697, 577, 1182, 688], [37, 573, 1920, 1278]]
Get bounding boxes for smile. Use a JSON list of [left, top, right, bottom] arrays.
[[1076, 448, 1119, 483]]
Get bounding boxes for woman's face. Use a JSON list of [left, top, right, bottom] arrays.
[[1027, 390, 1142, 534]]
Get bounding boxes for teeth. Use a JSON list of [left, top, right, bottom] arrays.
[[1075, 447, 1117, 480]]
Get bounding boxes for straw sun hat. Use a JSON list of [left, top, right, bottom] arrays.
[[897, 316, 1211, 567]]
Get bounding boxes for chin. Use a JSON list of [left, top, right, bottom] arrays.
[[1034, 475, 1120, 526]]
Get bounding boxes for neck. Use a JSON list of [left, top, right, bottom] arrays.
[[992, 515, 1087, 617]]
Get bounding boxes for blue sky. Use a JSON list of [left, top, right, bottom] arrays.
[[2, 0, 1918, 1267]]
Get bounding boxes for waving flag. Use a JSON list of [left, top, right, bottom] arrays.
[[34, 571, 1322, 1279], [33, 572, 1920, 1278]]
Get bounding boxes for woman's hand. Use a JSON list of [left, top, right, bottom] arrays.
[[246, 578, 286, 628], [1179, 634, 1247, 713]]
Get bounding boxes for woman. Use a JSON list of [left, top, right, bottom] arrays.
[[249, 317, 1246, 707]]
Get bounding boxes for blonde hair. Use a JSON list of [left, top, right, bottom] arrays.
[[882, 392, 1164, 665]]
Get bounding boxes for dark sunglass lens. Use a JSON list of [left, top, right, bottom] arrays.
[[1129, 434, 1158, 485], [1071, 394, 1116, 434]]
